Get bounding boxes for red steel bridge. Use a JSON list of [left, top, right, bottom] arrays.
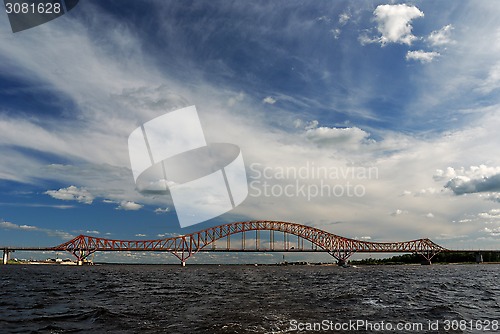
[[1, 220, 454, 266]]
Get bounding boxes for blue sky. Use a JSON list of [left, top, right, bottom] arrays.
[[1, 1, 500, 263]]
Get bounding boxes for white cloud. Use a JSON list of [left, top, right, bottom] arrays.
[[415, 187, 440, 196], [305, 125, 371, 148], [390, 209, 408, 216], [0, 220, 73, 240], [135, 233, 147, 237], [263, 96, 277, 104], [304, 120, 319, 130], [478, 209, 500, 220], [85, 230, 100, 235], [293, 119, 303, 128], [372, 4, 424, 46], [45, 186, 94, 204], [0, 221, 22, 229], [425, 213, 435, 218], [483, 227, 500, 237], [486, 193, 500, 203], [116, 201, 143, 211], [433, 167, 458, 181], [443, 165, 500, 195], [339, 12, 350, 25], [0, 202, 74, 209], [154, 207, 170, 214], [427, 24, 454, 46], [331, 28, 341, 39], [227, 92, 245, 107], [406, 50, 440, 63], [478, 62, 500, 94]]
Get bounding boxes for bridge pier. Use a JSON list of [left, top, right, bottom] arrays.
[[181, 260, 186, 267], [418, 250, 438, 265], [329, 250, 354, 267], [2, 249, 10, 264], [337, 259, 348, 267], [476, 252, 483, 264]]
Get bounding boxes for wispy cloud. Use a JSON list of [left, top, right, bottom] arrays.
[[0, 202, 74, 209], [427, 24, 455, 46], [0, 220, 73, 240], [406, 50, 440, 63]]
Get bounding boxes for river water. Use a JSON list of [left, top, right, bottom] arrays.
[[0, 264, 498, 333]]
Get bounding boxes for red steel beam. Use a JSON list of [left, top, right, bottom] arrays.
[[51, 220, 448, 263]]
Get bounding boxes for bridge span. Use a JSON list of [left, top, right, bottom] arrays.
[[1, 220, 454, 266]]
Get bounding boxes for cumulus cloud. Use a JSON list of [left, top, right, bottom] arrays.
[[406, 50, 440, 63], [135, 233, 147, 237], [262, 96, 276, 104], [427, 24, 454, 46], [339, 12, 350, 25], [433, 167, 459, 181], [371, 4, 424, 46], [116, 201, 143, 211], [442, 165, 500, 195], [446, 175, 500, 195], [45, 186, 94, 204]]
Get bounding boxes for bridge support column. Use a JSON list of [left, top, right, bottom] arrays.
[[418, 251, 438, 265], [476, 252, 483, 264], [181, 260, 186, 267], [329, 250, 354, 267], [2, 249, 10, 264]]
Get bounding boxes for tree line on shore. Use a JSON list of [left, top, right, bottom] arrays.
[[351, 252, 500, 265]]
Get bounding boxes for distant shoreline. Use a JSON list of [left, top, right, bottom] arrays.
[[5, 261, 500, 266]]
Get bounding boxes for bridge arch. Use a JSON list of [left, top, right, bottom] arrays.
[[53, 220, 446, 265]]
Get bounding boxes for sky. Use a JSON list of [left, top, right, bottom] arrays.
[[1, 1, 500, 263]]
